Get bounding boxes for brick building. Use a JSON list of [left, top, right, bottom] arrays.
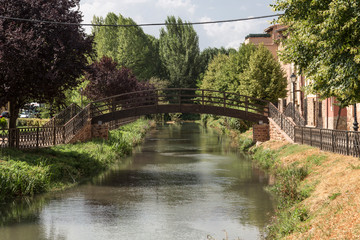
[[245, 24, 357, 131]]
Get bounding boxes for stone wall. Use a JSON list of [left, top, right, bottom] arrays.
[[253, 124, 270, 142], [69, 121, 108, 143], [92, 123, 109, 140], [269, 118, 293, 143]]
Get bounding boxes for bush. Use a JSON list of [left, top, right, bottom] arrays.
[[0, 117, 7, 129], [228, 118, 252, 132], [17, 118, 49, 127]]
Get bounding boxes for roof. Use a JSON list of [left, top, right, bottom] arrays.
[[245, 33, 271, 39]]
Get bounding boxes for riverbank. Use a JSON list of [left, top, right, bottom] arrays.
[[0, 119, 155, 201], [202, 118, 360, 239], [253, 139, 360, 240]]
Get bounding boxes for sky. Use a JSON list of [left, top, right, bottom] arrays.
[[79, 0, 278, 50]]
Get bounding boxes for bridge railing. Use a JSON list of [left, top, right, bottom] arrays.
[[269, 103, 295, 140], [90, 88, 269, 118], [43, 103, 83, 127]]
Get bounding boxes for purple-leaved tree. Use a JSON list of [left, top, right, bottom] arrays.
[[83, 56, 154, 108], [0, 0, 94, 133]]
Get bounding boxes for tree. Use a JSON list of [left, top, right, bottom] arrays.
[[83, 56, 153, 101], [92, 13, 119, 61], [0, 0, 93, 130], [198, 47, 235, 76], [242, 44, 287, 103], [92, 13, 161, 81], [200, 43, 257, 94], [200, 54, 230, 92], [159, 16, 200, 88], [272, 0, 360, 106]]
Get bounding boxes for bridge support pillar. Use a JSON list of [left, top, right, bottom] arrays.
[[69, 121, 108, 143], [253, 124, 270, 142]]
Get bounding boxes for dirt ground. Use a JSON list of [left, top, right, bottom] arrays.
[[261, 140, 360, 240]]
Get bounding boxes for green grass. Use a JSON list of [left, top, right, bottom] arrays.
[[277, 144, 313, 158], [0, 119, 153, 201], [239, 142, 314, 239], [328, 192, 341, 200]]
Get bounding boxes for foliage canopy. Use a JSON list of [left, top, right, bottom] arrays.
[[0, 0, 93, 128], [83, 56, 153, 101], [159, 16, 201, 88], [92, 13, 162, 81], [273, 0, 360, 105]]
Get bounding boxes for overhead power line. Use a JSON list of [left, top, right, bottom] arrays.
[[0, 14, 283, 27]]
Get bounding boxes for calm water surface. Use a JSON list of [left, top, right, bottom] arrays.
[[0, 123, 274, 240]]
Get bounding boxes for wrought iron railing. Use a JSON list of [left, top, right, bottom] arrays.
[[294, 127, 360, 157], [63, 104, 91, 143], [284, 102, 306, 126], [270, 102, 360, 157], [269, 103, 295, 140], [43, 103, 82, 127]]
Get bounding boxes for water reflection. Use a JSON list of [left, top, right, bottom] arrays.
[[0, 122, 274, 240]]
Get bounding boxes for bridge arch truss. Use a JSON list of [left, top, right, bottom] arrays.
[[90, 88, 269, 124]]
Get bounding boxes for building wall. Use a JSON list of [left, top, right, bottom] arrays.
[[244, 24, 352, 131], [346, 103, 360, 131]]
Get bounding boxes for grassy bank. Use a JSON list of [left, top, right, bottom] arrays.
[[0, 119, 154, 201], [204, 117, 360, 239], [251, 140, 360, 239]]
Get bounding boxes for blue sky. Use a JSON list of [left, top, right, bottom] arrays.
[[80, 0, 277, 50]]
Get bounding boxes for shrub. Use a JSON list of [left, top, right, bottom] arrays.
[[17, 118, 49, 127], [0, 117, 7, 129]]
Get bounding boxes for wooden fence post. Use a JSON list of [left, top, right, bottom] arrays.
[[346, 131, 349, 156], [16, 129, 19, 148], [320, 129, 322, 150], [332, 130, 335, 152], [36, 127, 39, 148], [53, 127, 56, 146], [310, 128, 312, 146]]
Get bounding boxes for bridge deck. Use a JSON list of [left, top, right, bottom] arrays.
[[90, 88, 269, 124]]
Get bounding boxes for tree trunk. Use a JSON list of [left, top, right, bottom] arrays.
[[8, 101, 20, 147], [335, 106, 342, 130]]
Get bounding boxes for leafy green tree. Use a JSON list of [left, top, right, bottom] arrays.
[[198, 47, 235, 76], [92, 13, 119, 61], [241, 44, 287, 103], [272, 0, 360, 105], [117, 15, 159, 80], [225, 44, 257, 94], [200, 54, 230, 92], [159, 16, 200, 88], [200, 43, 257, 94], [92, 13, 160, 80]]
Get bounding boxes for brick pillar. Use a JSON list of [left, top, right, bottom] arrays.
[[91, 123, 109, 140], [253, 124, 270, 142]]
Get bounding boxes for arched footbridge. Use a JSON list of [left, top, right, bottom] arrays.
[[89, 88, 269, 124]]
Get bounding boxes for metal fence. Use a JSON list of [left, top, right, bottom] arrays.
[[294, 127, 360, 157], [284, 102, 306, 126], [270, 102, 360, 157], [0, 104, 139, 149]]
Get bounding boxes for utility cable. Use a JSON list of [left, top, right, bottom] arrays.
[[0, 14, 283, 27]]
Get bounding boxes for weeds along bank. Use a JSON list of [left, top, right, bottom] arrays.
[[0, 119, 154, 201], [202, 116, 360, 239]]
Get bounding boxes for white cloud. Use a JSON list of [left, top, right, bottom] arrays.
[[156, 0, 196, 14], [200, 16, 269, 49]]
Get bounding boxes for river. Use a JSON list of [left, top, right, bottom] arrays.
[[0, 122, 274, 240]]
